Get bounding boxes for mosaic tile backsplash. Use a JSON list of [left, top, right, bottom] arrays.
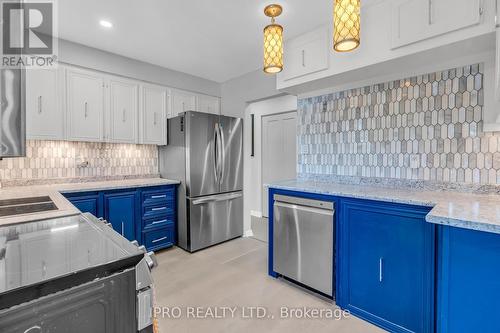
[[0, 140, 159, 183], [298, 63, 500, 185]]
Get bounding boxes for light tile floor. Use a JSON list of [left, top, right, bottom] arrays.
[[153, 237, 385, 333]]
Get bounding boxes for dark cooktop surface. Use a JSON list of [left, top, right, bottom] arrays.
[[0, 196, 58, 217]]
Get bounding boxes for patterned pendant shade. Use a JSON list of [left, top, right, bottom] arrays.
[[334, 0, 361, 52], [263, 4, 283, 74]]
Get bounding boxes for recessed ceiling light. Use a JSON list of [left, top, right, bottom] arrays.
[[99, 20, 113, 28]]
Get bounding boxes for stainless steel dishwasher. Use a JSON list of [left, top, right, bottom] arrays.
[[273, 194, 335, 297]]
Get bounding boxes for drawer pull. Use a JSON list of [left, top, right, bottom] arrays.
[[152, 219, 167, 225], [151, 195, 167, 199], [379, 258, 384, 283], [151, 207, 167, 211], [152, 236, 167, 243]]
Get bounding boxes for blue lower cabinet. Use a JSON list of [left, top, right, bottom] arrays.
[[104, 192, 137, 241], [63, 184, 177, 251], [437, 226, 500, 333], [338, 198, 435, 333], [65, 193, 102, 218]]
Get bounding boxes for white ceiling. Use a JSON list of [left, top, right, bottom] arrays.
[[57, 0, 331, 83]]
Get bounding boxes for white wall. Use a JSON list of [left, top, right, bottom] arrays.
[[58, 39, 221, 97], [243, 95, 298, 235], [220, 69, 281, 118]]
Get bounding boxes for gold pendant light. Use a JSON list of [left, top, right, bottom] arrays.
[[333, 0, 361, 52], [263, 4, 284, 74]]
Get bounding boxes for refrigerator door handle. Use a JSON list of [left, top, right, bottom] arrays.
[[213, 123, 219, 183], [219, 123, 226, 185], [191, 192, 243, 205]]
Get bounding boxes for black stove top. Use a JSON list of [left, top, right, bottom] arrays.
[[0, 213, 144, 310]]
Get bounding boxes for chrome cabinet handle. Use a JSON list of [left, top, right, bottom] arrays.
[[122, 108, 126, 122], [84, 102, 88, 118], [121, 222, 124, 236], [38, 96, 42, 114], [153, 112, 157, 125], [496, 0, 499, 27], [151, 195, 166, 199], [302, 49, 305, 67], [42, 260, 47, 278], [152, 219, 167, 225], [151, 207, 166, 211], [428, 0, 432, 25], [152, 236, 167, 243], [379, 258, 384, 282]]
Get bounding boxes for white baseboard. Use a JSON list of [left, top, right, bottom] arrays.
[[250, 210, 262, 218], [243, 229, 254, 238]]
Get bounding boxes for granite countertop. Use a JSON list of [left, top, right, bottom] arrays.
[[268, 179, 500, 235], [0, 178, 180, 226]]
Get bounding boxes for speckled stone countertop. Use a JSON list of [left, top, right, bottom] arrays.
[[268, 179, 500, 235], [0, 178, 180, 226]]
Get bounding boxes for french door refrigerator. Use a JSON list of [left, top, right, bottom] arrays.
[[159, 111, 243, 252]]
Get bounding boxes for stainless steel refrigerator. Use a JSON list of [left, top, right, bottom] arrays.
[[159, 111, 243, 252]]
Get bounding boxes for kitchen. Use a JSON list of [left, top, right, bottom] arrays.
[[1, 0, 500, 332]]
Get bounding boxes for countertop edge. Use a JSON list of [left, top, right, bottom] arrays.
[[0, 178, 180, 226], [268, 183, 500, 235]]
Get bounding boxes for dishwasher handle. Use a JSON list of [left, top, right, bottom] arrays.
[[274, 200, 334, 216]]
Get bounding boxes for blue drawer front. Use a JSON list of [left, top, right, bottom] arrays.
[[142, 187, 175, 207], [143, 216, 174, 230], [143, 225, 175, 251], [142, 203, 174, 220]]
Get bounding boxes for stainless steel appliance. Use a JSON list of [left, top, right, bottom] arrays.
[[159, 111, 243, 252], [0, 213, 158, 333], [0, 68, 25, 158], [273, 194, 335, 297]]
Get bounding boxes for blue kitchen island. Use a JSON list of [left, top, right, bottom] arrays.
[[267, 179, 500, 333]]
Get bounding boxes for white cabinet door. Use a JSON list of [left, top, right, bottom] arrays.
[[198, 94, 220, 115], [391, 0, 429, 48], [391, 0, 482, 48], [66, 69, 104, 142], [282, 27, 329, 81], [170, 89, 197, 118], [108, 78, 138, 143], [141, 84, 166, 145], [26, 68, 64, 140], [430, 0, 482, 36]]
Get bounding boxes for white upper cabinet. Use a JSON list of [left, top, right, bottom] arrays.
[[391, 0, 430, 48], [391, 0, 483, 48], [170, 89, 197, 118], [282, 27, 329, 81], [66, 68, 104, 142], [198, 94, 220, 115], [140, 84, 167, 145], [26, 68, 64, 140], [108, 78, 138, 143]]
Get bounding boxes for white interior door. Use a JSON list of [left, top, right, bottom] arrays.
[[261, 111, 297, 217]]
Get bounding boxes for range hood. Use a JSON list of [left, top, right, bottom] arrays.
[[0, 68, 25, 158]]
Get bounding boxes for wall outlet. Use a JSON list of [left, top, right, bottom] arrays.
[[76, 156, 89, 168], [410, 154, 420, 169]]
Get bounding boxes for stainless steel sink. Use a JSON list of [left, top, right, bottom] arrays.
[[0, 196, 57, 217]]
